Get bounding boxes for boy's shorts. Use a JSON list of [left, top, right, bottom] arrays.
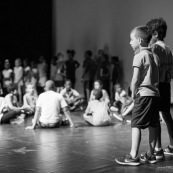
[[158, 82, 170, 112], [131, 95, 159, 129]]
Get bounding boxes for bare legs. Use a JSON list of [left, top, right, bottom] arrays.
[[130, 126, 157, 158]]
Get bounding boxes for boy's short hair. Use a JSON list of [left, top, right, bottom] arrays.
[[7, 84, 17, 93], [146, 17, 167, 40], [93, 89, 103, 100], [131, 25, 152, 44]]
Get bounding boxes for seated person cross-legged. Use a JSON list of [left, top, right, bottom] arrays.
[[22, 83, 38, 116], [83, 89, 112, 126], [60, 80, 84, 111], [26, 80, 76, 129], [0, 84, 27, 124]]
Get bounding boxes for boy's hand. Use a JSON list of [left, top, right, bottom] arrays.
[[25, 126, 35, 130]]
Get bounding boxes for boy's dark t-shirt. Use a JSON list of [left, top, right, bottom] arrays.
[[83, 58, 96, 81], [65, 60, 80, 81], [151, 41, 173, 83]]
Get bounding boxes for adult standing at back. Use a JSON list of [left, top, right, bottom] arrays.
[[65, 50, 80, 88], [26, 80, 76, 129]]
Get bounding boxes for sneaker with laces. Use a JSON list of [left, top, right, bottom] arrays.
[[164, 145, 173, 155], [154, 149, 165, 160], [115, 154, 140, 166], [140, 152, 156, 164]]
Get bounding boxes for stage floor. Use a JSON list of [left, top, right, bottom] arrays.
[[0, 110, 173, 173]]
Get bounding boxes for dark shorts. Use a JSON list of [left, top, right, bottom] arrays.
[[158, 82, 170, 111], [55, 81, 64, 87], [131, 95, 159, 129]]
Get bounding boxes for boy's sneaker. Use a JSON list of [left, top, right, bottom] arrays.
[[140, 152, 157, 164], [115, 154, 140, 166], [154, 149, 165, 160], [112, 113, 124, 121], [164, 145, 173, 155]]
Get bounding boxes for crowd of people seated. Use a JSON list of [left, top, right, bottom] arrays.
[[0, 48, 129, 128]]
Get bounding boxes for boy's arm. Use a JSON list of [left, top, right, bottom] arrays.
[[23, 95, 29, 106], [25, 106, 41, 130], [131, 67, 140, 100], [62, 106, 76, 128]]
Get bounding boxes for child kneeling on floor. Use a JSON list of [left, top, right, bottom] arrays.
[[83, 89, 111, 126]]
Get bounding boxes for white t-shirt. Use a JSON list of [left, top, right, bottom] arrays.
[[37, 91, 67, 124], [2, 69, 13, 87], [85, 100, 111, 125], [14, 66, 23, 85]]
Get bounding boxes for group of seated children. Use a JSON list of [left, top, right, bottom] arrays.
[[0, 76, 131, 128], [0, 83, 37, 125]]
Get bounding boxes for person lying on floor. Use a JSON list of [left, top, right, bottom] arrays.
[[26, 80, 76, 129], [83, 89, 111, 126], [0, 84, 27, 124], [60, 80, 84, 111]]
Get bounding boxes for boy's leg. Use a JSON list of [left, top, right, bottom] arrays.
[[130, 127, 141, 158], [148, 126, 157, 156], [1, 110, 20, 124], [140, 126, 157, 164], [161, 111, 173, 146], [155, 122, 162, 149]]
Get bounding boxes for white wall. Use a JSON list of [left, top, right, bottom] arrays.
[[53, 0, 173, 100]]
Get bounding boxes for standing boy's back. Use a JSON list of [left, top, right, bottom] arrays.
[[147, 18, 173, 158], [115, 26, 160, 166]]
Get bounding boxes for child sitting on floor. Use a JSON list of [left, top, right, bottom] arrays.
[[83, 89, 111, 126], [22, 83, 38, 116], [110, 84, 133, 121], [60, 80, 84, 111], [3, 84, 27, 124], [89, 80, 110, 105]]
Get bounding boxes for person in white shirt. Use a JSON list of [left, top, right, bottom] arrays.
[[60, 80, 84, 111], [14, 58, 24, 104], [26, 80, 76, 129], [83, 89, 111, 126]]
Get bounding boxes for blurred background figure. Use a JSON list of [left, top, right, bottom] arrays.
[[65, 50, 80, 88]]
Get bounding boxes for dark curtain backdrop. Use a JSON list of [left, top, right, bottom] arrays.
[[0, 0, 52, 64]]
